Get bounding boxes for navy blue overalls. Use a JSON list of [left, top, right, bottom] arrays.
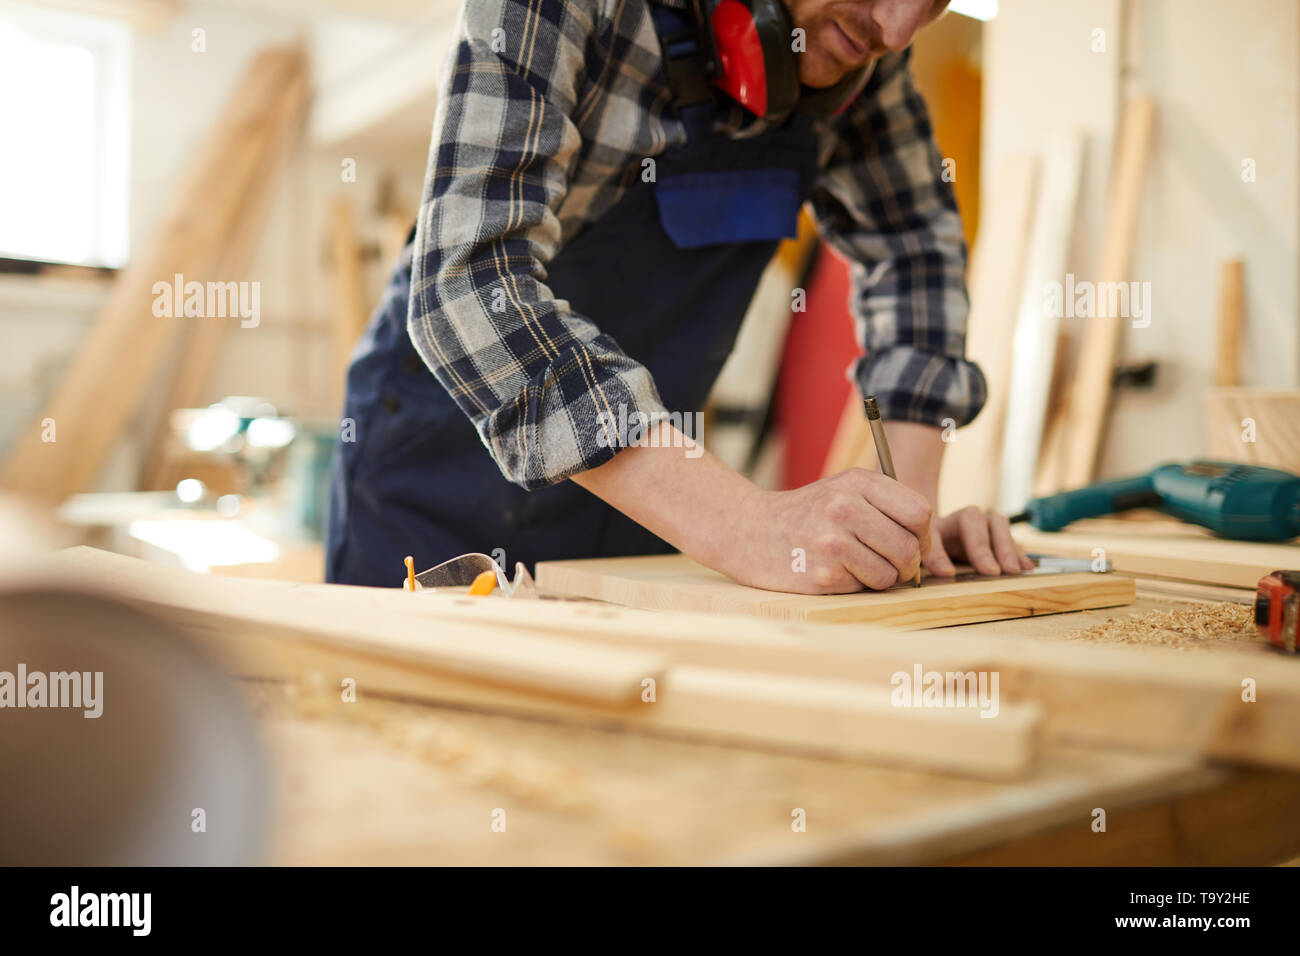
[[327, 2, 821, 586]]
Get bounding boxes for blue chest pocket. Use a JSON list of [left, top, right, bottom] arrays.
[[653, 167, 803, 249]]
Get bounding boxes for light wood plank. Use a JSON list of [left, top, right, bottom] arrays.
[[939, 154, 1039, 512], [1014, 517, 1299, 589], [1213, 259, 1244, 387], [997, 135, 1084, 513], [227, 621, 1038, 777], [1056, 97, 1157, 488], [854, 624, 1300, 772], [1133, 577, 1257, 605], [32, 547, 663, 706], [641, 666, 1039, 778], [26, 547, 1038, 776], [536, 553, 1134, 628], [1205, 387, 1300, 475], [31, 546, 1300, 772]]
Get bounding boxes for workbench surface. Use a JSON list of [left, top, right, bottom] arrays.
[[253, 591, 1300, 866]]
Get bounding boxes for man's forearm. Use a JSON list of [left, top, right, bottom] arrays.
[[879, 421, 945, 509], [571, 419, 937, 593], [575, 420, 946, 550], [571, 423, 756, 574]]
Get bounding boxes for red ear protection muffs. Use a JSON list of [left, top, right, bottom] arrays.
[[694, 0, 874, 123]]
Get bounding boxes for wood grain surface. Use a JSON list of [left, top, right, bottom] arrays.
[[536, 553, 1135, 628], [254, 682, 1215, 866]]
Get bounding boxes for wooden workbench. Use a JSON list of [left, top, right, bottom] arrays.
[[254, 590, 1300, 866]]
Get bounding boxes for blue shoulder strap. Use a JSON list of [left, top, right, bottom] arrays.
[[647, 1, 715, 140]]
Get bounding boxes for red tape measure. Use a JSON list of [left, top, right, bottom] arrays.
[[1256, 570, 1300, 653]]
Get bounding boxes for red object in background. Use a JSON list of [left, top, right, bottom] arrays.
[[772, 243, 859, 489]]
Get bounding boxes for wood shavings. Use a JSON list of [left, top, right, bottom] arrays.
[[1065, 602, 1265, 651], [242, 676, 595, 815]]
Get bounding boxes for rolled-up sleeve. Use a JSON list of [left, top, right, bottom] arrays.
[[809, 48, 986, 428], [408, 0, 668, 491]]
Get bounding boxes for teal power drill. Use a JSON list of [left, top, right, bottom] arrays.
[[1009, 461, 1300, 541]]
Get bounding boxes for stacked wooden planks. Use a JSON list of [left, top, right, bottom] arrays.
[[27, 547, 1038, 778], [21, 546, 1300, 784]]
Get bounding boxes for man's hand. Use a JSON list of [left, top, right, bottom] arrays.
[[572, 420, 1028, 595], [876, 420, 1034, 579], [572, 426, 934, 595], [925, 506, 1035, 578], [725, 468, 933, 594]]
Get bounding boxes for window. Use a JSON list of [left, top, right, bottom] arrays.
[[0, 3, 131, 267]]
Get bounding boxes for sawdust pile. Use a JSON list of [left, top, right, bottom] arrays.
[[1065, 602, 1265, 650]]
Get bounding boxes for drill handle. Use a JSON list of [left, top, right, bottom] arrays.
[[1020, 473, 1161, 532]]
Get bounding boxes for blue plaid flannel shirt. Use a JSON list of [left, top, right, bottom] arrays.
[[408, 0, 986, 490]]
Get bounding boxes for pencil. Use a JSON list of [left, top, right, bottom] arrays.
[[863, 396, 922, 588]]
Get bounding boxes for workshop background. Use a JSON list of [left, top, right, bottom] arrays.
[[3, 0, 1300, 870], [1, 0, 1295, 573]]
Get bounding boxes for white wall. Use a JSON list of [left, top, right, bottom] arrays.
[[1112, 0, 1299, 474], [983, 0, 1122, 285], [982, 0, 1299, 477]]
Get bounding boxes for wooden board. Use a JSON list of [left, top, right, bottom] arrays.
[[31, 547, 1300, 773], [1014, 518, 1300, 589], [262, 693, 1231, 865], [223, 618, 1038, 777], [535, 553, 1134, 628], [645, 666, 1038, 777], [24, 547, 1039, 777], [1206, 387, 1300, 475], [1213, 259, 1244, 387], [1133, 577, 1257, 605], [938, 155, 1039, 512], [997, 134, 1085, 513], [28, 547, 663, 706], [855, 624, 1300, 772], [1053, 97, 1157, 489]]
